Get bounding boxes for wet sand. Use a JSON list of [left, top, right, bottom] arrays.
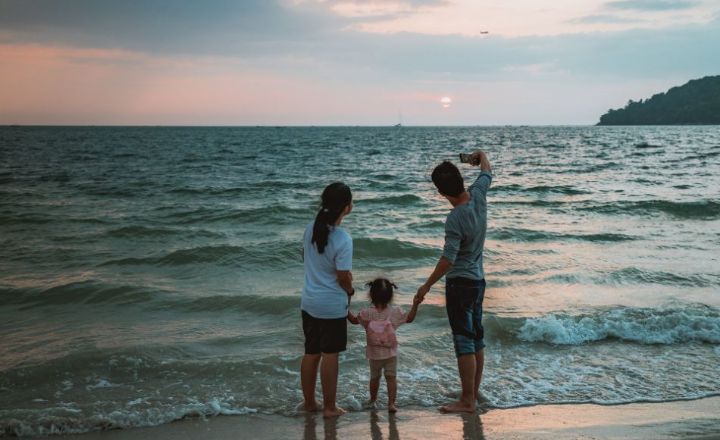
[[42, 396, 720, 439]]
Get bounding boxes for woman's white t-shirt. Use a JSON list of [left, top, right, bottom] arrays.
[[301, 222, 353, 319]]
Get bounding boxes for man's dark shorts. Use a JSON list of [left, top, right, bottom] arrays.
[[445, 277, 486, 357], [302, 310, 347, 354]]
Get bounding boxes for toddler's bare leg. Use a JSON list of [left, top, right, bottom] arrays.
[[386, 376, 397, 412], [369, 377, 380, 402]]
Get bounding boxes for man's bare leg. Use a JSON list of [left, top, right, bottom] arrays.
[[301, 354, 321, 412], [320, 353, 346, 418], [440, 354, 476, 413], [474, 349, 484, 402]]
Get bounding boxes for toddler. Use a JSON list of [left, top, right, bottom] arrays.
[[348, 278, 420, 412]]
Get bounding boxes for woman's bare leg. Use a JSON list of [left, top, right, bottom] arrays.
[[301, 354, 322, 412], [320, 352, 346, 418]]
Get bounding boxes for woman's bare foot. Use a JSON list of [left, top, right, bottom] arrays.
[[303, 400, 322, 412], [323, 406, 346, 418], [439, 400, 475, 413], [388, 403, 397, 413]]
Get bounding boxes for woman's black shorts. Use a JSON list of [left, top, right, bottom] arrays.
[[302, 310, 347, 354]]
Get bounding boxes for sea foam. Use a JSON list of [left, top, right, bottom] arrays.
[[517, 306, 720, 345]]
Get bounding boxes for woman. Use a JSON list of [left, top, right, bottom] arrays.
[[300, 182, 354, 418]]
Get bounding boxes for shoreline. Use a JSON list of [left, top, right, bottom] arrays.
[[39, 396, 720, 439]]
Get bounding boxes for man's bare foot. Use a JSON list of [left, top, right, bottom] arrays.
[[439, 401, 475, 413], [323, 406, 346, 418], [388, 403, 397, 413]]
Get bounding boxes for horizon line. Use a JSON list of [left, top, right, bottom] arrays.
[[2, 123, 607, 128]]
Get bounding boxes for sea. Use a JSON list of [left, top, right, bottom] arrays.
[[1, 126, 719, 436]]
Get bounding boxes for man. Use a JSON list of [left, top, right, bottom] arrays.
[[415, 150, 492, 413]]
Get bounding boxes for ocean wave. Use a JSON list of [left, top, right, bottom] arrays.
[[684, 150, 720, 161], [38, 172, 71, 183], [0, 213, 110, 226], [0, 281, 164, 309], [0, 397, 256, 437], [517, 305, 720, 345], [634, 142, 663, 149], [99, 242, 302, 267], [493, 184, 590, 196], [165, 206, 311, 225], [542, 268, 718, 287], [0, 212, 54, 225], [554, 162, 621, 174], [353, 237, 438, 261], [407, 220, 445, 230], [105, 225, 224, 239], [580, 200, 720, 219], [490, 227, 635, 243], [370, 173, 398, 181], [607, 268, 719, 287], [168, 186, 249, 196], [355, 194, 424, 206], [79, 186, 141, 197], [168, 180, 314, 196], [168, 294, 299, 315]]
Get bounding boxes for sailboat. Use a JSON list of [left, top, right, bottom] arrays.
[[394, 111, 403, 127]]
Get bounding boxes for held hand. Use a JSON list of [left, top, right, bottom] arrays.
[[415, 284, 430, 304]]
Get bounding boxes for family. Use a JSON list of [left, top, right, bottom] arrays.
[[300, 151, 492, 418]]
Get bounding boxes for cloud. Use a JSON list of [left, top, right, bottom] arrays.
[[604, 0, 699, 11], [300, 0, 448, 19], [0, 43, 403, 125], [569, 14, 640, 24], [1, 0, 720, 124], [0, 0, 347, 54], [0, 0, 718, 80]]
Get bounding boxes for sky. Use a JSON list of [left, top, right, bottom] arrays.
[[0, 0, 719, 125]]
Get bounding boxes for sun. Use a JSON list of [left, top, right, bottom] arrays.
[[440, 96, 452, 108]]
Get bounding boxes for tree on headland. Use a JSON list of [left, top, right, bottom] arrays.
[[598, 75, 720, 125]]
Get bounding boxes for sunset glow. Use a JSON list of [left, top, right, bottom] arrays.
[[0, 0, 719, 125]]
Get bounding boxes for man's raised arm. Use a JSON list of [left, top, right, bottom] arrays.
[[473, 150, 491, 172], [468, 151, 492, 196]]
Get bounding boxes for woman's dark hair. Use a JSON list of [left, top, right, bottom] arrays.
[[312, 182, 352, 254], [366, 278, 397, 308], [431, 161, 464, 197]]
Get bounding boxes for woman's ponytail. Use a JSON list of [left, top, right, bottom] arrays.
[[312, 182, 352, 254]]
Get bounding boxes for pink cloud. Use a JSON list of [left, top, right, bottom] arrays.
[[0, 44, 413, 125]]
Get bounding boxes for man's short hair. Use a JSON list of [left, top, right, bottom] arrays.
[[431, 161, 464, 197]]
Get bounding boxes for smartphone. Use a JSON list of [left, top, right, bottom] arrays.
[[459, 153, 476, 165]]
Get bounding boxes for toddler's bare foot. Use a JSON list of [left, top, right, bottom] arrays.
[[439, 400, 475, 413], [476, 392, 489, 405], [323, 406, 346, 418], [388, 403, 397, 413]]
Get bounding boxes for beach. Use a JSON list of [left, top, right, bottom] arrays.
[[39, 397, 720, 440]]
